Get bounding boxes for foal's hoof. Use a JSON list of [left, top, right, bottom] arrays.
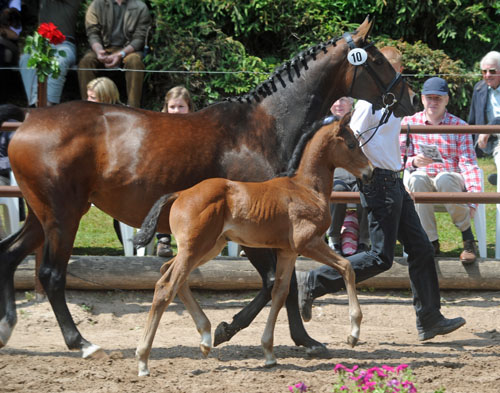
[[200, 343, 211, 357], [214, 321, 234, 347], [347, 335, 359, 348], [264, 358, 277, 368]]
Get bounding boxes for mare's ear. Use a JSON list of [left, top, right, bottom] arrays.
[[355, 15, 374, 42]]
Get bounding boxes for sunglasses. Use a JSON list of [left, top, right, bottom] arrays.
[[481, 68, 497, 75]]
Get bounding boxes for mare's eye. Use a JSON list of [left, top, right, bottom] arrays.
[[374, 57, 384, 66], [347, 142, 356, 149]]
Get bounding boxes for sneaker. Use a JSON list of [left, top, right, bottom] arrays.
[[488, 173, 497, 186], [327, 236, 342, 254], [296, 271, 313, 322], [156, 237, 173, 258], [432, 240, 440, 256], [460, 239, 477, 264], [418, 316, 466, 341], [239, 249, 246, 257], [356, 243, 369, 254]]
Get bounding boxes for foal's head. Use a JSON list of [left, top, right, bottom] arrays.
[[328, 114, 372, 182]]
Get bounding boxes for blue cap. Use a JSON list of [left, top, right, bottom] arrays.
[[422, 77, 449, 95]]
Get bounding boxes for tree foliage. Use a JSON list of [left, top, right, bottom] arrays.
[[65, 0, 499, 117]]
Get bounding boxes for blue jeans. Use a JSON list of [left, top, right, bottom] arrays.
[[19, 41, 77, 105], [309, 168, 443, 329]]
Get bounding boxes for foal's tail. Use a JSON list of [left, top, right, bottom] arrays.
[[133, 193, 179, 248], [0, 104, 27, 124]]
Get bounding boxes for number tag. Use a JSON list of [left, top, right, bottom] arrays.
[[347, 48, 368, 66]]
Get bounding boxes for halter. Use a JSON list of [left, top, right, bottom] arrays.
[[343, 32, 403, 109], [343, 32, 405, 147]]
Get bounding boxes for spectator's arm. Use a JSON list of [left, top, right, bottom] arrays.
[[127, 6, 152, 51], [85, 1, 104, 49]]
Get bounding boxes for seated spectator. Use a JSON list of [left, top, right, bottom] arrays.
[[473, 51, 500, 186], [326, 97, 369, 255], [0, 0, 21, 67], [19, 0, 79, 106], [78, 0, 152, 108], [401, 77, 482, 264], [156, 85, 194, 257]]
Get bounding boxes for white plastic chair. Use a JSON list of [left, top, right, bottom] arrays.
[[0, 171, 20, 236]]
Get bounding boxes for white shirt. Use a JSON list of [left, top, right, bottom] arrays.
[[350, 100, 402, 172]]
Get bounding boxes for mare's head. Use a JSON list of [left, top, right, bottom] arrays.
[[326, 114, 373, 182], [337, 16, 416, 117]]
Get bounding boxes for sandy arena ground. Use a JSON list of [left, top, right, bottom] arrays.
[[1, 289, 499, 392]]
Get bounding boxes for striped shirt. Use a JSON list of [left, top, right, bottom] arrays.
[[400, 111, 482, 197]]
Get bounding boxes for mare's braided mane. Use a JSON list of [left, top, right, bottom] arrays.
[[224, 35, 343, 105]]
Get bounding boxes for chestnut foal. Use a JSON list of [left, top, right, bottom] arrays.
[[134, 114, 372, 376]]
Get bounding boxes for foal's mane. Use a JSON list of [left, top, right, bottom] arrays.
[[279, 115, 339, 178], [224, 35, 345, 105]]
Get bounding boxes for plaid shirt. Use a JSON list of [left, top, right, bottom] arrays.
[[400, 111, 482, 198]]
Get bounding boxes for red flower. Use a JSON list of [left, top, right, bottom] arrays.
[[38, 22, 66, 45]]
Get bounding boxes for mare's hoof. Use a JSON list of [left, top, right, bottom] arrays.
[[214, 321, 234, 347], [305, 343, 330, 358], [82, 343, 106, 359], [347, 335, 359, 348]]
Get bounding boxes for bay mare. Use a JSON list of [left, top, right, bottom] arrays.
[[0, 17, 415, 358], [133, 114, 371, 376]]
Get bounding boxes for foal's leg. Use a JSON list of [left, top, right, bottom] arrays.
[[261, 250, 297, 367], [214, 247, 326, 353], [136, 257, 186, 376], [176, 238, 226, 357], [300, 237, 362, 346], [0, 211, 44, 348]]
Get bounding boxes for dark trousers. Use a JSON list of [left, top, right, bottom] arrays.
[[309, 168, 443, 329]]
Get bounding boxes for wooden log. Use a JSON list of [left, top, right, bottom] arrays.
[[13, 255, 500, 291]]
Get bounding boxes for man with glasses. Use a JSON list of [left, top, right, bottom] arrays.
[[472, 51, 500, 184], [401, 77, 481, 264]]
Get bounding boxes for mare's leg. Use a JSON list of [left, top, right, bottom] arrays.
[[214, 247, 326, 353], [261, 250, 297, 367], [35, 201, 102, 357], [0, 211, 44, 348], [300, 237, 362, 347]]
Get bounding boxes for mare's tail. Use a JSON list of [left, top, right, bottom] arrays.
[[0, 104, 27, 124], [133, 193, 179, 248]]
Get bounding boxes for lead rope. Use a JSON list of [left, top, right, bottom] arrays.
[[401, 123, 412, 177]]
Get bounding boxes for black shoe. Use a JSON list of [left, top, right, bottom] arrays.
[[296, 271, 313, 322], [488, 174, 497, 186], [432, 240, 440, 256], [418, 316, 466, 341]]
